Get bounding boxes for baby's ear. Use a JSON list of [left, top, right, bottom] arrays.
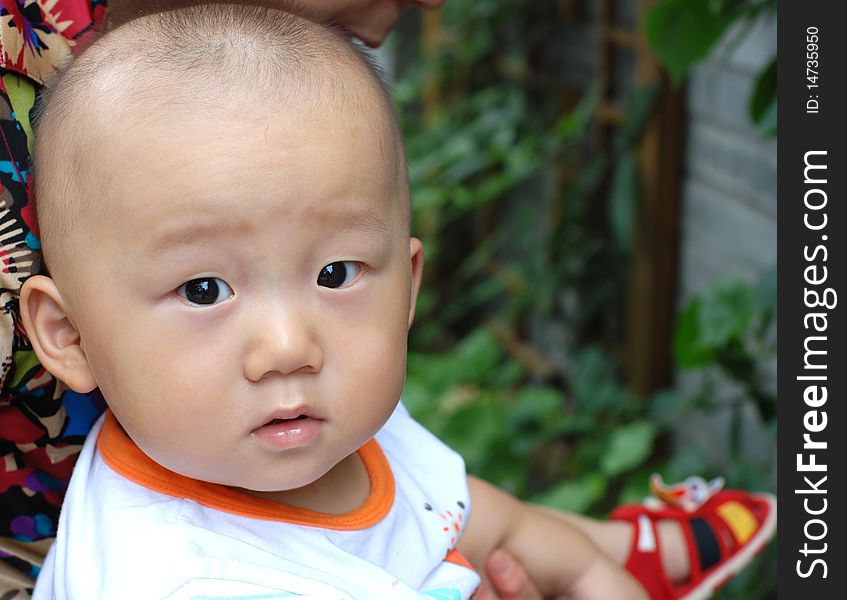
[[407, 237, 425, 329], [20, 275, 98, 393]]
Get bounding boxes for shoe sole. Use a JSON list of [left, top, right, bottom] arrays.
[[678, 493, 777, 600]]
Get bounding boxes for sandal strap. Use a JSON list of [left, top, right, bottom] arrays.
[[614, 489, 775, 600], [617, 512, 676, 600]]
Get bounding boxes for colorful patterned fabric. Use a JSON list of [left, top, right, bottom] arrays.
[[1, 0, 104, 83], [0, 0, 107, 594]]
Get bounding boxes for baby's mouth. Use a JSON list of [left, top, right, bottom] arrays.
[[267, 415, 309, 425], [251, 412, 322, 449], [255, 412, 317, 433]]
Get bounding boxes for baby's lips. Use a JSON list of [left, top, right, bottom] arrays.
[[250, 412, 323, 450], [251, 405, 320, 432]]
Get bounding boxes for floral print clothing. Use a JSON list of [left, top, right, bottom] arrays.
[[0, 1, 106, 595]]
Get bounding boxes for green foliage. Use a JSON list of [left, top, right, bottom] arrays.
[[608, 151, 638, 251], [535, 474, 608, 514], [393, 1, 776, 597], [644, 0, 777, 136], [673, 269, 776, 448], [674, 280, 757, 369], [601, 421, 658, 477], [644, 0, 739, 84], [669, 270, 776, 600], [405, 331, 666, 504], [398, 5, 637, 348], [750, 57, 777, 136]]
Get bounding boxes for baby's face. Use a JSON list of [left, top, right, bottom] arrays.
[[63, 94, 418, 494]]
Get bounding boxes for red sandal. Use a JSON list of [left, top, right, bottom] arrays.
[[612, 475, 776, 600]]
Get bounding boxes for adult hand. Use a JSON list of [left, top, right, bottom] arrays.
[[475, 549, 544, 600]]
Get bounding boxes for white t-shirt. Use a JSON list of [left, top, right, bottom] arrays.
[[34, 404, 479, 600]]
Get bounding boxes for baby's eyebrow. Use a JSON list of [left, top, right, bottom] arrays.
[[146, 218, 257, 254], [145, 209, 393, 255], [309, 208, 393, 239]]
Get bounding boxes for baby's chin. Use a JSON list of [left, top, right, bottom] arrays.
[[231, 453, 342, 493]]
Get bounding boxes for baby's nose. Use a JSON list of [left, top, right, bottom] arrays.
[[242, 306, 323, 382]]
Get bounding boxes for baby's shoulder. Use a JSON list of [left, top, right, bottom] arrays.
[[377, 402, 471, 521], [377, 402, 466, 477]]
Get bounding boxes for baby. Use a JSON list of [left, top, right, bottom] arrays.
[[24, 4, 646, 599]]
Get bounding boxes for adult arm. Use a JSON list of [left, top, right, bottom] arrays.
[[460, 476, 647, 600]]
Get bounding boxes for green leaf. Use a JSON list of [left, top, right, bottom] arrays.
[[533, 474, 607, 513], [673, 297, 714, 368], [697, 279, 755, 348], [644, 0, 738, 84], [570, 347, 633, 415], [615, 468, 656, 506], [554, 83, 601, 141], [674, 278, 757, 368], [749, 58, 777, 136], [608, 151, 638, 251], [647, 389, 687, 424], [438, 397, 506, 469], [600, 421, 658, 476], [507, 386, 567, 439], [621, 84, 659, 146], [508, 386, 565, 424]]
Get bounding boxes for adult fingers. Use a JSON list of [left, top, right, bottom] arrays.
[[484, 549, 544, 600]]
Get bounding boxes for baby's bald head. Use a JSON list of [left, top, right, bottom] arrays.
[[35, 3, 405, 285]]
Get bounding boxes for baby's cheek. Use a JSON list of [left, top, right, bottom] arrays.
[[337, 326, 406, 409], [360, 322, 407, 373], [369, 346, 407, 418]]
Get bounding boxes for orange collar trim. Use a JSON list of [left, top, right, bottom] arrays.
[[97, 411, 395, 530]]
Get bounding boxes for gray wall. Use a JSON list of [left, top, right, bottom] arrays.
[[674, 14, 776, 478], [678, 15, 777, 299]]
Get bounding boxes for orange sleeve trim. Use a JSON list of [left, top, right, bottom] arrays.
[[444, 548, 476, 572], [97, 411, 395, 530]]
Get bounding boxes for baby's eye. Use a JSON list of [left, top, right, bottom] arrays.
[[177, 277, 234, 305], [317, 261, 362, 289]]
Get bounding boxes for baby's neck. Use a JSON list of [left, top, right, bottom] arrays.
[[240, 451, 370, 515]]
